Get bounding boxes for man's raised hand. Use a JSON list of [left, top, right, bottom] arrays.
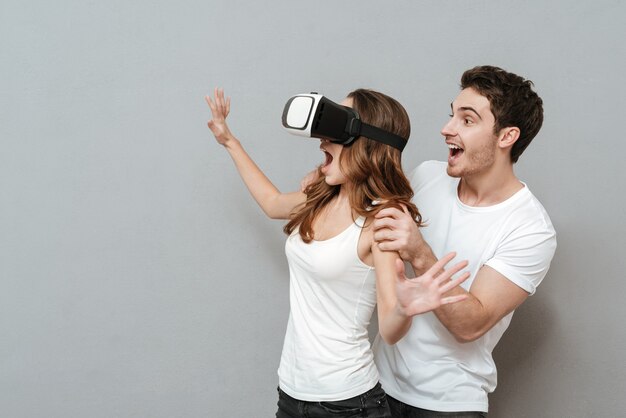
[[395, 252, 470, 317]]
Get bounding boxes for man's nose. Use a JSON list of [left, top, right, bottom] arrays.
[[441, 119, 456, 138]]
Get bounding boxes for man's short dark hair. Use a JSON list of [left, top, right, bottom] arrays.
[[461, 65, 544, 163]]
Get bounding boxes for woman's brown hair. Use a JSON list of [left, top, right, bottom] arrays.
[[284, 89, 422, 242]]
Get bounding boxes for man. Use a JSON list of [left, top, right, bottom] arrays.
[[372, 65, 557, 416]]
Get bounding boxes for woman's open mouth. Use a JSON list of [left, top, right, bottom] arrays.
[[321, 148, 334, 172]]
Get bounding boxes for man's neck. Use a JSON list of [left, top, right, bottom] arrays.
[[457, 163, 523, 207]]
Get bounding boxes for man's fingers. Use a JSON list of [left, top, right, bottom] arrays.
[[373, 227, 393, 242], [300, 169, 319, 192], [426, 252, 457, 276], [395, 258, 407, 282], [372, 216, 397, 232], [435, 260, 469, 284], [440, 294, 468, 305], [376, 241, 395, 252], [439, 271, 470, 294], [374, 206, 403, 219]]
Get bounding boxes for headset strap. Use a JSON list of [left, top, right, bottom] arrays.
[[347, 119, 407, 151]]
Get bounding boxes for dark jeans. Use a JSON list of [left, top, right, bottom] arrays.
[[276, 382, 392, 418], [387, 395, 487, 418]]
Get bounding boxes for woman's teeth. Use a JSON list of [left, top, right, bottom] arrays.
[[323, 150, 333, 167]]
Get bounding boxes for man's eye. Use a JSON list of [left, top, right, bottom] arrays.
[[464, 118, 473, 125], [448, 114, 453, 118]]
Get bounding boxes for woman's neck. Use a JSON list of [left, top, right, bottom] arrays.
[[311, 185, 355, 240]]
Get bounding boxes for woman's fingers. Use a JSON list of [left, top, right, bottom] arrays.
[[206, 88, 230, 121], [215, 88, 223, 111], [205, 95, 215, 110]]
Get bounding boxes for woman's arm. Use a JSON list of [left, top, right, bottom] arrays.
[[206, 88, 306, 219], [373, 246, 470, 345]]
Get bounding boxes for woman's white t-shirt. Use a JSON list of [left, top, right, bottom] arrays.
[[278, 216, 379, 401]]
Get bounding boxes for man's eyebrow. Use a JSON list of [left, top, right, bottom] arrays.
[[450, 103, 483, 120]]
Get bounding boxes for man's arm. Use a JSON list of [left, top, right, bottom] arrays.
[[372, 246, 470, 345], [372, 207, 529, 343], [430, 266, 529, 342]]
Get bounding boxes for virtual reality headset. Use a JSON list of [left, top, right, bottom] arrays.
[[281, 93, 407, 151]]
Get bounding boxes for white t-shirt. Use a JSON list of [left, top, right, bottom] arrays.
[[278, 217, 379, 401], [373, 161, 557, 412]]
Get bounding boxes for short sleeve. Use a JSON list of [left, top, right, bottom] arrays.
[[485, 217, 557, 295]]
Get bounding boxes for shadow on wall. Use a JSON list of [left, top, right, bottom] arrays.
[[490, 291, 555, 416]]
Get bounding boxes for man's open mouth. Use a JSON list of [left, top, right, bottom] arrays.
[[448, 143, 464, 159]]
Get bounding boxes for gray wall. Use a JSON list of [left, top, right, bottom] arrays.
[[1, 1, 624, 417]]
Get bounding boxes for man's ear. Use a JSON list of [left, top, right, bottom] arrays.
[[498, 127, 520, 149]]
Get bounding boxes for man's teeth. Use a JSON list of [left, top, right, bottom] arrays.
[[448, 144, 462, 150]]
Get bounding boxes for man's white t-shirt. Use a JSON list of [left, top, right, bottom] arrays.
[[373, 161, 557, 412]]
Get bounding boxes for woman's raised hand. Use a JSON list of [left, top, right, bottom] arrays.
[[205, 88, 234, 146]]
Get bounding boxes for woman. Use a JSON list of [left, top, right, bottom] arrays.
[[206, 88, 468, 418]]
